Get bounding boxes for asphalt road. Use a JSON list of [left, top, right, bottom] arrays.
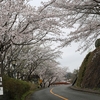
[[30, 85, 100, 100]]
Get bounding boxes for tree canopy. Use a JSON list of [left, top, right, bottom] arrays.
[[0, 0, 99, 82], [51, 0, 100, 51]]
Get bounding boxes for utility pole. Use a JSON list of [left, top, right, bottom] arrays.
[[0, 52, 3, 95]]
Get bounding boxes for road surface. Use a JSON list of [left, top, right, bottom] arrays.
[[30, 85, 100, 100]]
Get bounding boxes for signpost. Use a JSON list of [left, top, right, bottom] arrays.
[[0, 73, 3, 95], [38, 79, 42, 88], [0, 76, 3, 95], [0, 54, 3, 95], [38, 79, 42, 84]]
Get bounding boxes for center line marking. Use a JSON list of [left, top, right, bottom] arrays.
[[50, 88, 68, 100]]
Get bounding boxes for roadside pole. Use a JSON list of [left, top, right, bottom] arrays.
[[0, 53, 3, 95]]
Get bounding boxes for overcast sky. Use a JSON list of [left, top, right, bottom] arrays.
[[29, 0, 92, 72]]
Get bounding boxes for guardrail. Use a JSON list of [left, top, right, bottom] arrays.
[[50, 82, 71, 85]]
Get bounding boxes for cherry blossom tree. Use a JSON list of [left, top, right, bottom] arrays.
[[55, 67, 68, 82], [0, 0, 68, 46], [35, 60, 68, 87], [50, 0, 100, 52], [3, 43, 62, 81], [4, 45, 24, 78], [0, 0, 71, 75], [1, 0, 98, 80], [35, 60, 59, 87], [0, 0, 60, 75]]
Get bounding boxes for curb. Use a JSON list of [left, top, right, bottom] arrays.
[[70, 86, 100, 95]]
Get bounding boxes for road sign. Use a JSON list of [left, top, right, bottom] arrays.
[[0, 77, 2, 81], [0, 87, 3, 95], [0, 55, 3, 95], [0, 77, 2, 85], [0, 77, 3, 95], [38, 79, 42, 84]]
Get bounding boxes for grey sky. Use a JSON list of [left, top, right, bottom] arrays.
[[57, 43, 87, 72], [29, 0, 91, 72]]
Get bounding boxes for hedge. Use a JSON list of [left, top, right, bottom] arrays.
[[3, 76, 30, 100]]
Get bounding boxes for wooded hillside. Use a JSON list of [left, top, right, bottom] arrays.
[[76, 47, 100, 89]]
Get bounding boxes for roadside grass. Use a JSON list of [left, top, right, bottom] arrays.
[[21, 90, 34, 100], [93, 88, 100, 92], [21, 83, 42, 100]]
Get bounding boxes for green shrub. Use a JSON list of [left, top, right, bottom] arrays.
[[3, 76, 30, 100], [95, 38, 100, 48]]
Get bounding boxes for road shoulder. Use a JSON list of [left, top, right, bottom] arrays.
[[70, 86, 100, 94]]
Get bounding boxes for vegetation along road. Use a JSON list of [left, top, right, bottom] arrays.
[[30, 85, 100, 100]]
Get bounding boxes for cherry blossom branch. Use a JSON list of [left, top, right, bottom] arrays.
[[39, 0, 56, 13], [93, 0, 100, 3]]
